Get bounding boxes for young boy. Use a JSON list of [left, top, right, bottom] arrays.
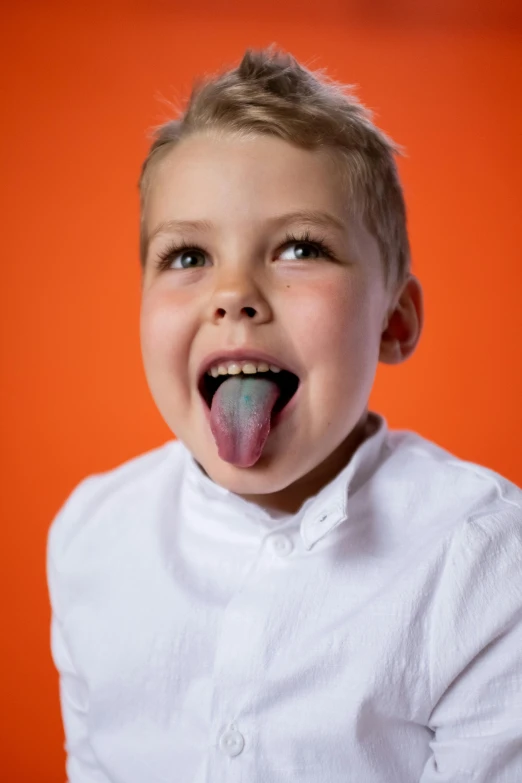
[[47, 46, 522, 782]]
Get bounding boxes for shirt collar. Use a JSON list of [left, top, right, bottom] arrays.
[[181, 410, 388, 550]]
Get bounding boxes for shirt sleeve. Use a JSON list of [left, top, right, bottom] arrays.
[[420, 504, 522, 782], [47, 481, 112, 783]]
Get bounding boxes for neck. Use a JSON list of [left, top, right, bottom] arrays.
[[239, 409, 371, 515]]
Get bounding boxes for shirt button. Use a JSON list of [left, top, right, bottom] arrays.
[[219, 728, 245, 757], [271, 533, 293, 557]]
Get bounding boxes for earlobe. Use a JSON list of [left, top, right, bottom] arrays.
[[379, 275, 424, 365], [379, 336, 402, 365]]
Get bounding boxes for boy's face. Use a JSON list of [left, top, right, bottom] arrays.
[[140, 132, 396, 513]]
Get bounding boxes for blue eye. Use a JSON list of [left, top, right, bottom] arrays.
[[174, 249, 207, 269], [156, 246, 207, 271], [278, 230, 337, 263], [280, 241, 322, 261]]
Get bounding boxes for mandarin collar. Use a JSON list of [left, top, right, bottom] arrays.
[[181, 410, 388, 550]]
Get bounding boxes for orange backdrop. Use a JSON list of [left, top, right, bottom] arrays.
[[2, 1, 521, 779]]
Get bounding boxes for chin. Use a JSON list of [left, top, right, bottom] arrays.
[[202, 454, 299, 496]]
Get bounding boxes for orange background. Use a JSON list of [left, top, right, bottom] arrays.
[[1, 1, 521, 779]]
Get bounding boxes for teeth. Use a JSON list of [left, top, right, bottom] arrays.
[[207, 360, 282, 377]]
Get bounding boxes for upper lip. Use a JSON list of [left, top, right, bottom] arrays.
[[197, 348, 301, 386]]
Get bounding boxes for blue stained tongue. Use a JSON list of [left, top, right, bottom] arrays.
[[209, 375, 281, 467]]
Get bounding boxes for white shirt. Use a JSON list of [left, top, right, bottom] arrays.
[[47, 410, 522, 783]]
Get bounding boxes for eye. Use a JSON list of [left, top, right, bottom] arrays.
[[280, 241, 321, 261], [153, 230, 336, 272], [278, 231, 336, 262], [173, 249, 207, 269], [155, 243, 208, 271]]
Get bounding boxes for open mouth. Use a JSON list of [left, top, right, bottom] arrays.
[[198, 370, 300, 416]]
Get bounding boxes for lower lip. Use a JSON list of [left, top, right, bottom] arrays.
[[200, 381, 301, 429]]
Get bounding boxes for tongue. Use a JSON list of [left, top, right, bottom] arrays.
[[209, 375, 281, 467]]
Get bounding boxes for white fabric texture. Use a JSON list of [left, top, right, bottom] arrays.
[[47, 411, 522, 782]]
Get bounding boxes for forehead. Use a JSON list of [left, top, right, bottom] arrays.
[[144, 132, 351, 231]]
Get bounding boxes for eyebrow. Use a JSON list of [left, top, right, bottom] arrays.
[[145, 209, 347, 252]]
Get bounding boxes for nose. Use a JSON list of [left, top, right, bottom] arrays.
[[205, 265, 272, 324]]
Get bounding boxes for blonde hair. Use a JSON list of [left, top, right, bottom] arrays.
[[138, 45, 411, 291]]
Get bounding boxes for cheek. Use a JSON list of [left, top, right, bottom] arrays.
[[290, 277, 380, 415], [289, 277, 369, 360], [140, 289, 191, 375]]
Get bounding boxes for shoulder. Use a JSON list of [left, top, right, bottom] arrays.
[[382, 431, 522, 705], [425, 498, 522, 704], [389, 432, 522, 700], [382, 424, 522, 528], [376, 424, 522, 622], [46, 439, 185, 611]]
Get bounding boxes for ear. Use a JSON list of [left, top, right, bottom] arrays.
[[379, 274, 424, 365]]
